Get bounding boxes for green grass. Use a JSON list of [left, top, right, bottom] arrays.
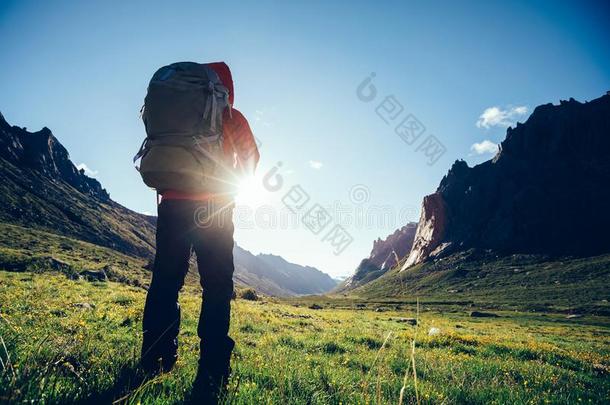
[[0, 222, 152, 288], [1, 271, 609, 404], [0, 222, 259, 295]]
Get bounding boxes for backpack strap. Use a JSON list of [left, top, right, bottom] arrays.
[[133, 138, 148, 164], [203, 80, 229, 132]]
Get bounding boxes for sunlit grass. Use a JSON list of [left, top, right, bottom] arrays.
[[1, 271, 609, 404]]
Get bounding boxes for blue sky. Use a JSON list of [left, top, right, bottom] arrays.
[[1, 0, 609, 278]]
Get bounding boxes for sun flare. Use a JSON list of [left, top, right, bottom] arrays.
[[235, 174, 268, 207]]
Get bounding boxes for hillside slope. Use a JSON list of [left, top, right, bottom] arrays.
[[0, 112, 334, 296], [345, 249, 610, 313], [0, 112, 156, 258]]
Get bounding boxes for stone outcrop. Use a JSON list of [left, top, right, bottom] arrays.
[[337, 222, 417, 291], [403, 193, 447, 268]]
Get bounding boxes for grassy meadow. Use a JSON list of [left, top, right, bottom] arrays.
[[1, 270, 609, 404]]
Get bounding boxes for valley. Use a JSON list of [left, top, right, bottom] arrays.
[[1, 93, 609, 403]]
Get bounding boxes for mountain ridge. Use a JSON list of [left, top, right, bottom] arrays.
[[404, 93, 610, 269], [234, 247, 336, 296], [0, 111, 156, 258], [347, 92, 610, 305]]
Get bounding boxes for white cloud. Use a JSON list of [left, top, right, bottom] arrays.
[[142, 211, 153, 216], [76, 163, 98, 177], [308, 160, 323, 170], [253, 108, 276, 128], [476, 105, 528, 129], [470, 140, 499, 155], [512, 106, 527, 115]]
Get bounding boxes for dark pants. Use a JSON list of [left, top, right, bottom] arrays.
[[141, 198, 235, 375]]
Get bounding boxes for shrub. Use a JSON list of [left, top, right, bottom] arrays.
[[239, 288, 258, 301]]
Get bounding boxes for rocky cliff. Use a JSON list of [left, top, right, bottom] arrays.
[[337, 223, 417, 291], [404, 93, 610, 269], [0, 113, 110, 201]]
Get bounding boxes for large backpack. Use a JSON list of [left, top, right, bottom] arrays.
[[133, 62, 231, 193]]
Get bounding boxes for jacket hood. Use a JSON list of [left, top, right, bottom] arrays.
[[207, 62, 234, 106]]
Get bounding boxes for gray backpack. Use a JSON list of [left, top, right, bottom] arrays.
[[133, 62, 231, 193]]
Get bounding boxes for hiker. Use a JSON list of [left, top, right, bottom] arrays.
[[133, 62, 259, 402]]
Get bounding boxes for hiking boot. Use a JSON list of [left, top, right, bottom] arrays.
[[141, 332, 179, 375], [190, 365, 230, 405], [140, 345, 178, 376], [140, 356, 177, 377]]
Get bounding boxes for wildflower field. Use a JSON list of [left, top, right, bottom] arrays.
[[1, 271, 609, 404]]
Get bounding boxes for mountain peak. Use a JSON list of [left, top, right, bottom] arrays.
[[0, 112, 9, 130], [0, 113, 109, 201]]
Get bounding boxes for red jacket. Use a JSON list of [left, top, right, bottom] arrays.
[[162, 62, 259, 201]]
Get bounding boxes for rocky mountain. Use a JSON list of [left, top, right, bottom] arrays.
[[341, 93, 610, 309], [0, 112, 335, 296], [336, 223, 417, 292], [404, 93, 610, 269], [0, 112, 156, 258]]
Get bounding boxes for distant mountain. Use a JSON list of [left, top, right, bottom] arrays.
[[256, 253, 336, 295], [234, 249, 336, 296], [0, 112, 335, 296], [404, 93, 610, 268], [335, 223, 417, 293]]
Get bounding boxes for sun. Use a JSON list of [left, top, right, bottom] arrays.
[[235, 174, 268, 207]]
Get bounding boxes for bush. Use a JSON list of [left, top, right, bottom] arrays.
[[239, 288, 258, 301]]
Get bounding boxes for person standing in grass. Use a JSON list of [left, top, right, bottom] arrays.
[[133, 61, 259, 403]]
